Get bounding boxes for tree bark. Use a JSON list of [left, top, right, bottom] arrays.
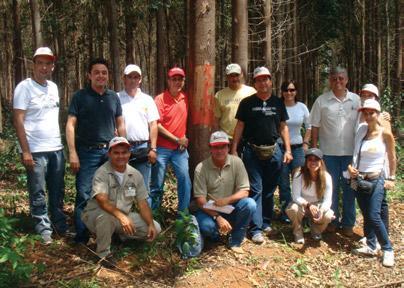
[[30, 0, 43, 48], [188, 0, 216, 175], [156, 4, 167, 94], [231, 0, 248, 77], [13, 0, 24, 86], [264, 0, 272, 69], [107, 0, 121, 91]]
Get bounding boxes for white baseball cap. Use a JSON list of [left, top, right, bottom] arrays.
[[33, 47, 55, 61], [108, 137, 130, 151], [253, 67, 271, 79], [225, 63, 242, 75], [358, 99, 381, 112], [209, 131, 230, 146], [124, 64, 142, 76], [361, 84, 379, 98]]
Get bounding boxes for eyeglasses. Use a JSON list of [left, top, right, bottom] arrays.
[[362, 109, 377, 116], [283, 89, 296, 93], [330, 76, 346, 82]]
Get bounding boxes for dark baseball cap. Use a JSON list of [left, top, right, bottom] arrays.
[[305, 148, 323, 160]]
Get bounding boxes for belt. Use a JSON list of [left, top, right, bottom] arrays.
[[358, 171, 381, 180], [282, 143, 303, 149], [83, 143, 108, 149], [129, 140, 148, 146]]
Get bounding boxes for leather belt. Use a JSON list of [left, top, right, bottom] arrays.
[[84, 143, 108, 149], [282, 143, 303, 149], [358, 171, 381, 180], [129, 140, 148, 146]]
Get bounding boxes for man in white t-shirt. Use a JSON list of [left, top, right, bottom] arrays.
[[13, 47, 67, 245], [214, 63, 256, 139], [117, 65, 159, 191]]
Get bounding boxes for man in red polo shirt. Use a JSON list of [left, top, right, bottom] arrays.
[[150, 67, 191, 212]]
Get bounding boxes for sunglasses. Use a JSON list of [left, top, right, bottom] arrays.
[[283, 88, 296, 93]]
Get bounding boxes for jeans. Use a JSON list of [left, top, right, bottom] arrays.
[[195, 198, 256, 247], [129, 142, 151, 192], [150, 147, 191, 212], [74, 146, 108, 242], [356, 177, 392, 251], [242, 143, 283, 236], [323, 155, 356, 228], [278, 145, 305, 214], [26, 149, 67, 236]]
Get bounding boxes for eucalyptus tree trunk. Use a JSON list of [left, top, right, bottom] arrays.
[[264, 0, 272, 69], [13, 0, 24, 86], [30, 0, 43, 48], [231, 0, 248, 78], [156, 5, 167, 94], [107, 0, 121, 91]]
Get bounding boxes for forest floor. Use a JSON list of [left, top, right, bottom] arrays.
[[1, 173, 403, 288]]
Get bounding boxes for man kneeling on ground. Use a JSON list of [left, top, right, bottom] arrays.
[[194, 131, 256, 254], [82, 137, 161, 268]]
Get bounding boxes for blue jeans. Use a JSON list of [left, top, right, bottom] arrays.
[[26, 149, 67, 236], [129, 143, 151, 192], [356, 177, 392, 251], [242, 143, 283, 236], [150, 147, 191, 212], [195, 198, 256, 247], [74, 146, 108, 242], [323, 155, 356, 228], [278, 145, 305, 214]]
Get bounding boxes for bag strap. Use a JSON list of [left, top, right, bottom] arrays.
[[355, 134, 367, 170]]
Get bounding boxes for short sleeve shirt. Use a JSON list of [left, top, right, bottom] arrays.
[[309, 90, 360, 155], [278, 102, 311, 145], [155, 90, 188, 149], [193, 155, 250, 200], [68, 86, 122, 146], [235, 94, 289, 145], [84, 161, 148, 215], [214, 84, 256, 137], [118, 89, 159, 142], [13, 78, 63, 153]]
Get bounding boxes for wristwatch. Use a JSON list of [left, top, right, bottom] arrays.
[[213, 215, 219, 221], [386, 176, 396, 181], [150, 148, 157, 152]]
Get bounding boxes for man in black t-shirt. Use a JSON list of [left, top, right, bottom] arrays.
[[66, 58, 126, 244], [231, 67, 293, 244]]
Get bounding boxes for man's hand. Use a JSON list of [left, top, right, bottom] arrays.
[[384, 180, 395, 190], [69, 152, 80, 174], [216, 216, 232, 235], [21, 152, 34, 170], [117, 213, 135, 236], [214, 197, 230, 207], [178, 136, 189, 150], [148, 149, 157, 164], [283, 151, 293, 164], [146, 224, 158, 242]]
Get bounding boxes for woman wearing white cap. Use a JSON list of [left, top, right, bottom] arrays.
[[348, 99, 396, 267]]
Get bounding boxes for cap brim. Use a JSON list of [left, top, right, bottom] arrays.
[[254, 73, 271, 79], [358, 107, 380, 112], [109, 142, 131, 150], [209, 142, 229, 147]]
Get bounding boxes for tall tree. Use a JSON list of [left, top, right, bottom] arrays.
[[188, 0, 216, 173], [231, 0, 248, 77], [107, 0, 121, 91], [29, 0, 43, 48], [156, 3, 167, 94], [13, 0, 24, 86], [263, 0, 272, 69]]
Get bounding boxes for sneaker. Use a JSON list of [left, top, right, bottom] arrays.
[[230, 246, 245, 254], [382, 250, 394, 267], [263, 226, 273, 236], [279, 214, 291, 224], [352, 246, 378, 256], [341, 227, 354, 237], [251, 233, 265, 244], [311, 233, 322, 241], [99, 254, 117, 269], [359, 237, 381, 250], [41, 234, 53, 245]]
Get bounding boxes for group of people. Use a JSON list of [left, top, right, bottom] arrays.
[[13, 47, 396, 268]]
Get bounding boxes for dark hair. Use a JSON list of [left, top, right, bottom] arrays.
[[280, 80, 299, 102], [294, 158, 327, 200], [88, 58, 109, 73]]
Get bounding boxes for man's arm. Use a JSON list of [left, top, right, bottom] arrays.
[[116, 115, 126, 137], [157, 123, 188, 147], [13, 109, 34, 170], [195, 196, 232, 234], [66, 115, 80, 173], [138, 199, 158, 241], [311, 126, 319, 148], [148, 120, 158, 164], [279, 122, 293, 164], [231, 120, 244, 155], [213, 189, 249, 207], [95, 193, 136, 235]]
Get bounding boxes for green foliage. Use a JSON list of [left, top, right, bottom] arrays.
[[0, 209, 36, 286], [291, 258, 309, 277], [334, 268, 343, 288], [175, 209, 198, 257]]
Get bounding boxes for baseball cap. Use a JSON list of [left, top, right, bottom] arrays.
[[124, 64, 142, 76], [358, 99, 381, 112], [225, 63, 242, 75], [33, 47, 55, 61], [253, 67, 271, 79], [108, 137, 130, 151], [209, 131, 230, 146], [168, 67, 185, 78], [305, 148, 323, 160], [361, 84, 379, 98]]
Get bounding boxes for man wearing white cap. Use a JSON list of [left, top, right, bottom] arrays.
[[214, 63, 256, 138], [13, 47, 67, 244], [231, 66, 292, 244], [82, 137, 161, 268], [117, 64, 159, 190], [194, 131, 256, 253]]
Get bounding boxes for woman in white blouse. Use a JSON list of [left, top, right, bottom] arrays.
[[286, 148, 334, 244]]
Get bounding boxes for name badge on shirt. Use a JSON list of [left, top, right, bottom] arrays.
[[125, 185, 136, 197]]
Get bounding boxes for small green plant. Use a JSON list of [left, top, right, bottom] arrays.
[[0, 209, 36, 286], [175, 209, 199, 258], [291, 258, 309, 277], [333, 268, 343, 287]]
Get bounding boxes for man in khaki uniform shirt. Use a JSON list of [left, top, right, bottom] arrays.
[[82, 137, 161, 268], [193, 131, 256, 253]]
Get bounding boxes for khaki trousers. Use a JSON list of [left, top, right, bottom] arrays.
[[82, 209, 161, 258], [286, 202, 334, 236]]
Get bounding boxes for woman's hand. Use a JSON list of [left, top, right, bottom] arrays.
[[347, 164, 358, 178]]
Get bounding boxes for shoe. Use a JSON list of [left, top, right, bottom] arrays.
[[341, 227, 354, 237], [279, 215, 291, 224], [312, 233, 322, 241], [382, 250, 394, 267], [352, 246, 378, 256], [326, 224, 337, 233], [263, 226, 273, 236], [294, 229, 304, 244], [41, 234, 53, 245], [230, 246, 245, 254], [359, 237, 381, 250], [251, 233, 265, 244], [99, 254, 117, 269]]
